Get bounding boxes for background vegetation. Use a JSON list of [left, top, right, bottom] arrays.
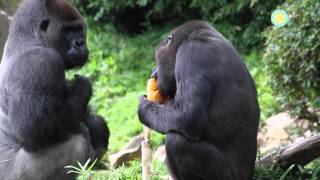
[[264, 0, 320, 123], [70, 0, 284, 52]]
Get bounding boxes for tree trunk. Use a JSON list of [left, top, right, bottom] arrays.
[[259, 134, 320, 167]]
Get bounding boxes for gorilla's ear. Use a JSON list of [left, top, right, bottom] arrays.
[[40, 19, 50, 31]]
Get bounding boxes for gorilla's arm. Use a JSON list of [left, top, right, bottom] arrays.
[[138, 41, 215, 141], [138, 79, 210, 141], [8, 49, 91, 151]]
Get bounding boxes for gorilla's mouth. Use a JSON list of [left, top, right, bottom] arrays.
[[68, 54, 89, 60], [161, 90, 175, 98], [65, 53, 89, 69], [158, 84, 176, 98]]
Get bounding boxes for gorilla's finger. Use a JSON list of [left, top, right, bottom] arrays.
[[151, 66, 158, 78]]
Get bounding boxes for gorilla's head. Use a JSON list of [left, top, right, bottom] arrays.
[[155, 21, 212, 97], [12, 0, 89, 69]]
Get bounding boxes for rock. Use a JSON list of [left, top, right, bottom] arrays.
[[0, 9, 10, 59], [108, 135, 168, 169], [258, 112, 294, 153], [109, 135, 144, 168]]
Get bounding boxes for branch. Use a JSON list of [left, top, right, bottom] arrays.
[[259, 134, 320, 166]]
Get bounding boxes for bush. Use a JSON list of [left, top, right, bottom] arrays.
[[70, 0, 283, 51], [264, 0, 320, 122], [244, 52, 279, 122]]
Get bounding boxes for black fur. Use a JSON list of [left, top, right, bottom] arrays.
[[138, 21, 260, 180], [0, 0, 109, 179]]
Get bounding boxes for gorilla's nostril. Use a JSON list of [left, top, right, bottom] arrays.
[[78, 40, 85, 46], [73, 39, 85, 49]]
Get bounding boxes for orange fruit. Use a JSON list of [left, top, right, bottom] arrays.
[[146, 78, 168, 102]]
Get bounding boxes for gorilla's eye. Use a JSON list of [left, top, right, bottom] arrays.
[[40, 19, 50, 31], [166, 35, 173, 44]]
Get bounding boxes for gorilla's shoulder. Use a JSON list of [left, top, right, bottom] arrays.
[[9, 47, 65, 81]]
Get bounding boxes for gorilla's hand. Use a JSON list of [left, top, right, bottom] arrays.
[[71, 75, 92, 105], [137, 95, 171, 134], [137, 95, 153, 127]]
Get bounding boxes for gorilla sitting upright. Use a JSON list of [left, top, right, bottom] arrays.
[[0, 0, 109, 179], [138, 21, 260, 180]]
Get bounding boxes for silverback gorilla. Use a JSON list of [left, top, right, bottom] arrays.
[[0, 0, 109, 179], [138, 21, 260, 180]]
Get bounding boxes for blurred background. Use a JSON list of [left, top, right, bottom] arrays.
[[0, 0, 319, 179]]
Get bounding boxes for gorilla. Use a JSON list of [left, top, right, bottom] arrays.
[[138, 21, 260, 180], [0, 0, 109, 179]]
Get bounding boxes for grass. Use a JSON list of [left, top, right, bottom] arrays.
[[70, 160, 168, 180], [254, 160, 320, 180], [105, 160, 168, 180], [103, 91, 165, 153], [65, 159, 97, 180]]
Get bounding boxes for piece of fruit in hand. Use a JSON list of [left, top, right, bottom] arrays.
[[146, 78, 168, 103]]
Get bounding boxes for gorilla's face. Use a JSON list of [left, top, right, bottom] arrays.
[[39, 14, 89, 69], [155, 27, 187, 98], [155, 21, 213, 98], [60, 21, 89, 69]]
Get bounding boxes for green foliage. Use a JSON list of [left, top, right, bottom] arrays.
[[65, 159, 97, 180], [108, 161, 142, 180], [90, 160, 167, 180], [70, 0, 283, 51], [0, 0, 19, 8], [70, 0, 151, 21], [107, 160, 167, 180], [244, 51, 279, 122], [104, 91, 143, 152], [264, 0, 320, 122], [190, 0, 283, 51], [102, 91, 164, 152], [254, 160, 320, 180], [254, 164, 294, 180]]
